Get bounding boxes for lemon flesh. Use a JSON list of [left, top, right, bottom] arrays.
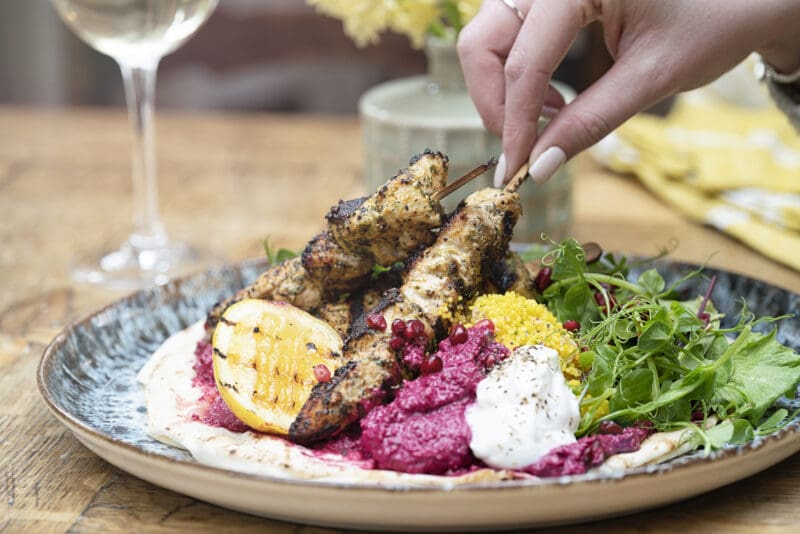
[[212, 299, 343, 435]]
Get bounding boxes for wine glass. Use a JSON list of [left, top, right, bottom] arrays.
[[50, 0, 220, 290]]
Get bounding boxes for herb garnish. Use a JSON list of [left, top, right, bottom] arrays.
[[371, 261, 405, 279], [262, 238, 298, 266], [538, 239, 800, 449]]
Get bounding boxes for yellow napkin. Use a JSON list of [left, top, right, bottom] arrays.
[[593, 96, 800, 271]]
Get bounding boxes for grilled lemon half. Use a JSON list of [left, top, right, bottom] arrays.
[[211, 299, 343, 435]]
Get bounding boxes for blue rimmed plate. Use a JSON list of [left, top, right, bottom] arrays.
[[37, 258, 800, 531]]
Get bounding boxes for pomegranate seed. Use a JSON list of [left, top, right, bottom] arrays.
[[474, 318, 495, 333], [534, 267, 553, 292], [389, 336, 405, 351], [598, 421, 623, 434], [563, 320, 580, 332], [405, 319, 425, 340], [420, 355, 443, 375], [485, 355, 497, 367], [448, 323, 468, 345], [391, 318, 406, 335], [314, 364, 331, 383], [366, 313, 387, 331]]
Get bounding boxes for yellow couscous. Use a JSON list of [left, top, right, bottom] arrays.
[[459, 291, 583, 381]]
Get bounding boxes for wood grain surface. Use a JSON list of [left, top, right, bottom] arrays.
[[1, 107, 799, 533]]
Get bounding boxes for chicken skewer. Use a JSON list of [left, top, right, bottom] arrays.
[[302, 156, 501, 285], [207, 153, 498, 331], [206, 150, 450, 329], [289, 187, 522, 444], [489, 251, 537, 298]]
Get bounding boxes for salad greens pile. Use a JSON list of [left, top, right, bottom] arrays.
[[537, 239, 800, 448]]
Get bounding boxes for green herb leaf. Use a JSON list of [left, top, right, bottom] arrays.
[[563, 283, 593, 323], [547, 239, 588, 281], [371, 261, 404, 279], [262, 237, 298, 266], [756, 409, 790, 435], [705, 419, 754, 448], [638, 268, 665, 294], [711, 329, 800, 423], [609, 368, 653, 412], [637, 309, 672, 352], [587, 344, 616, 397], [657, 397, 692, 424], [371, 263, 392, 278]]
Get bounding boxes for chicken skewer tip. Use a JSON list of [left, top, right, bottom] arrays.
[[432, 157, 498, 201], [503, 162, 530, 194]]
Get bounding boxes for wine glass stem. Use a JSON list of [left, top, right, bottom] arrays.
[[119, 60, 166, 250]]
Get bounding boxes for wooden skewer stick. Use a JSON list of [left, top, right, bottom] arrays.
[[432, 157, 498, 201], [503, 162, 530, 193]]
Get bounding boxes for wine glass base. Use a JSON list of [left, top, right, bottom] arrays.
[[71, 239, 220, 291]]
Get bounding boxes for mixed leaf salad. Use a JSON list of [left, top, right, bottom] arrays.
[[527, 239, 800, 450]]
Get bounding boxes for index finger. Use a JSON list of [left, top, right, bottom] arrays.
[[500, 0, 599, 182], [458, 0, 526, 135]]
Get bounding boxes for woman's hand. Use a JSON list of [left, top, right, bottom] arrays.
[[457, 0, 800, 186]]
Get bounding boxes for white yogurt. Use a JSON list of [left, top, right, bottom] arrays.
[[465, 345, 580, 469]]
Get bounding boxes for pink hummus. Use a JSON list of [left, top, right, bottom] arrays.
[[190, 326, 650, 477], [359, 325, 508, 474], [190, 340, 249, 433]]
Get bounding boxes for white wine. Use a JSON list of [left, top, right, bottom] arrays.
[[51, 0, 218, 65]]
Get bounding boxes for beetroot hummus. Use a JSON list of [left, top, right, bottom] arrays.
[[359, 325, 508, 474], [189, 327, 650, 478], [522, 426, 651, 477], [190, 339, 249, 433]]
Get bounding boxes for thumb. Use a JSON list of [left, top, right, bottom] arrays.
[[527, 59, 668, 184]]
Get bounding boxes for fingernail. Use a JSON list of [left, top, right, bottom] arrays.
[[541, 105, 560, 118], [528, 146, 566, 184], [493, 154, 507, 188]]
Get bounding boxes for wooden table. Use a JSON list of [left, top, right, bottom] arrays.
[[1, 107, 799, 533]]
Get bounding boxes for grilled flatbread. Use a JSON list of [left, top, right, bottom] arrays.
[[138, 321, 700, 485]]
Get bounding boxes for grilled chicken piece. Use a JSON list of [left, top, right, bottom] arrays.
[[301, 231, 374, 293], [487, 251, 536, 298], [289, 188, 522, 444], [315, 289, 384, 338], [324, 149, 449, 265], [315, 300, 352, 339], [207, 151, 449, 331], [207, 257, 324, 329]]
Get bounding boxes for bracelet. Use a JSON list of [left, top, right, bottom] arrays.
[[755, 54, 800, 85]]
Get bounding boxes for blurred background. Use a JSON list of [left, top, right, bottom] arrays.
[[0, 0, 611, 114]]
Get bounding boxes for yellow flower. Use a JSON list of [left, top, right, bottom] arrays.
[[307, 0, 393, 47], [456, 0, 481, 23], [307, 0, 483, 48], [389, 1, 441, 48]]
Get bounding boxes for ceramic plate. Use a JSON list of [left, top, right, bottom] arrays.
[[38, 258, 800, 531]]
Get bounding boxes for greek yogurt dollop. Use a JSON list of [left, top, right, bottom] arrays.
[[465, 345, 580, 469]]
